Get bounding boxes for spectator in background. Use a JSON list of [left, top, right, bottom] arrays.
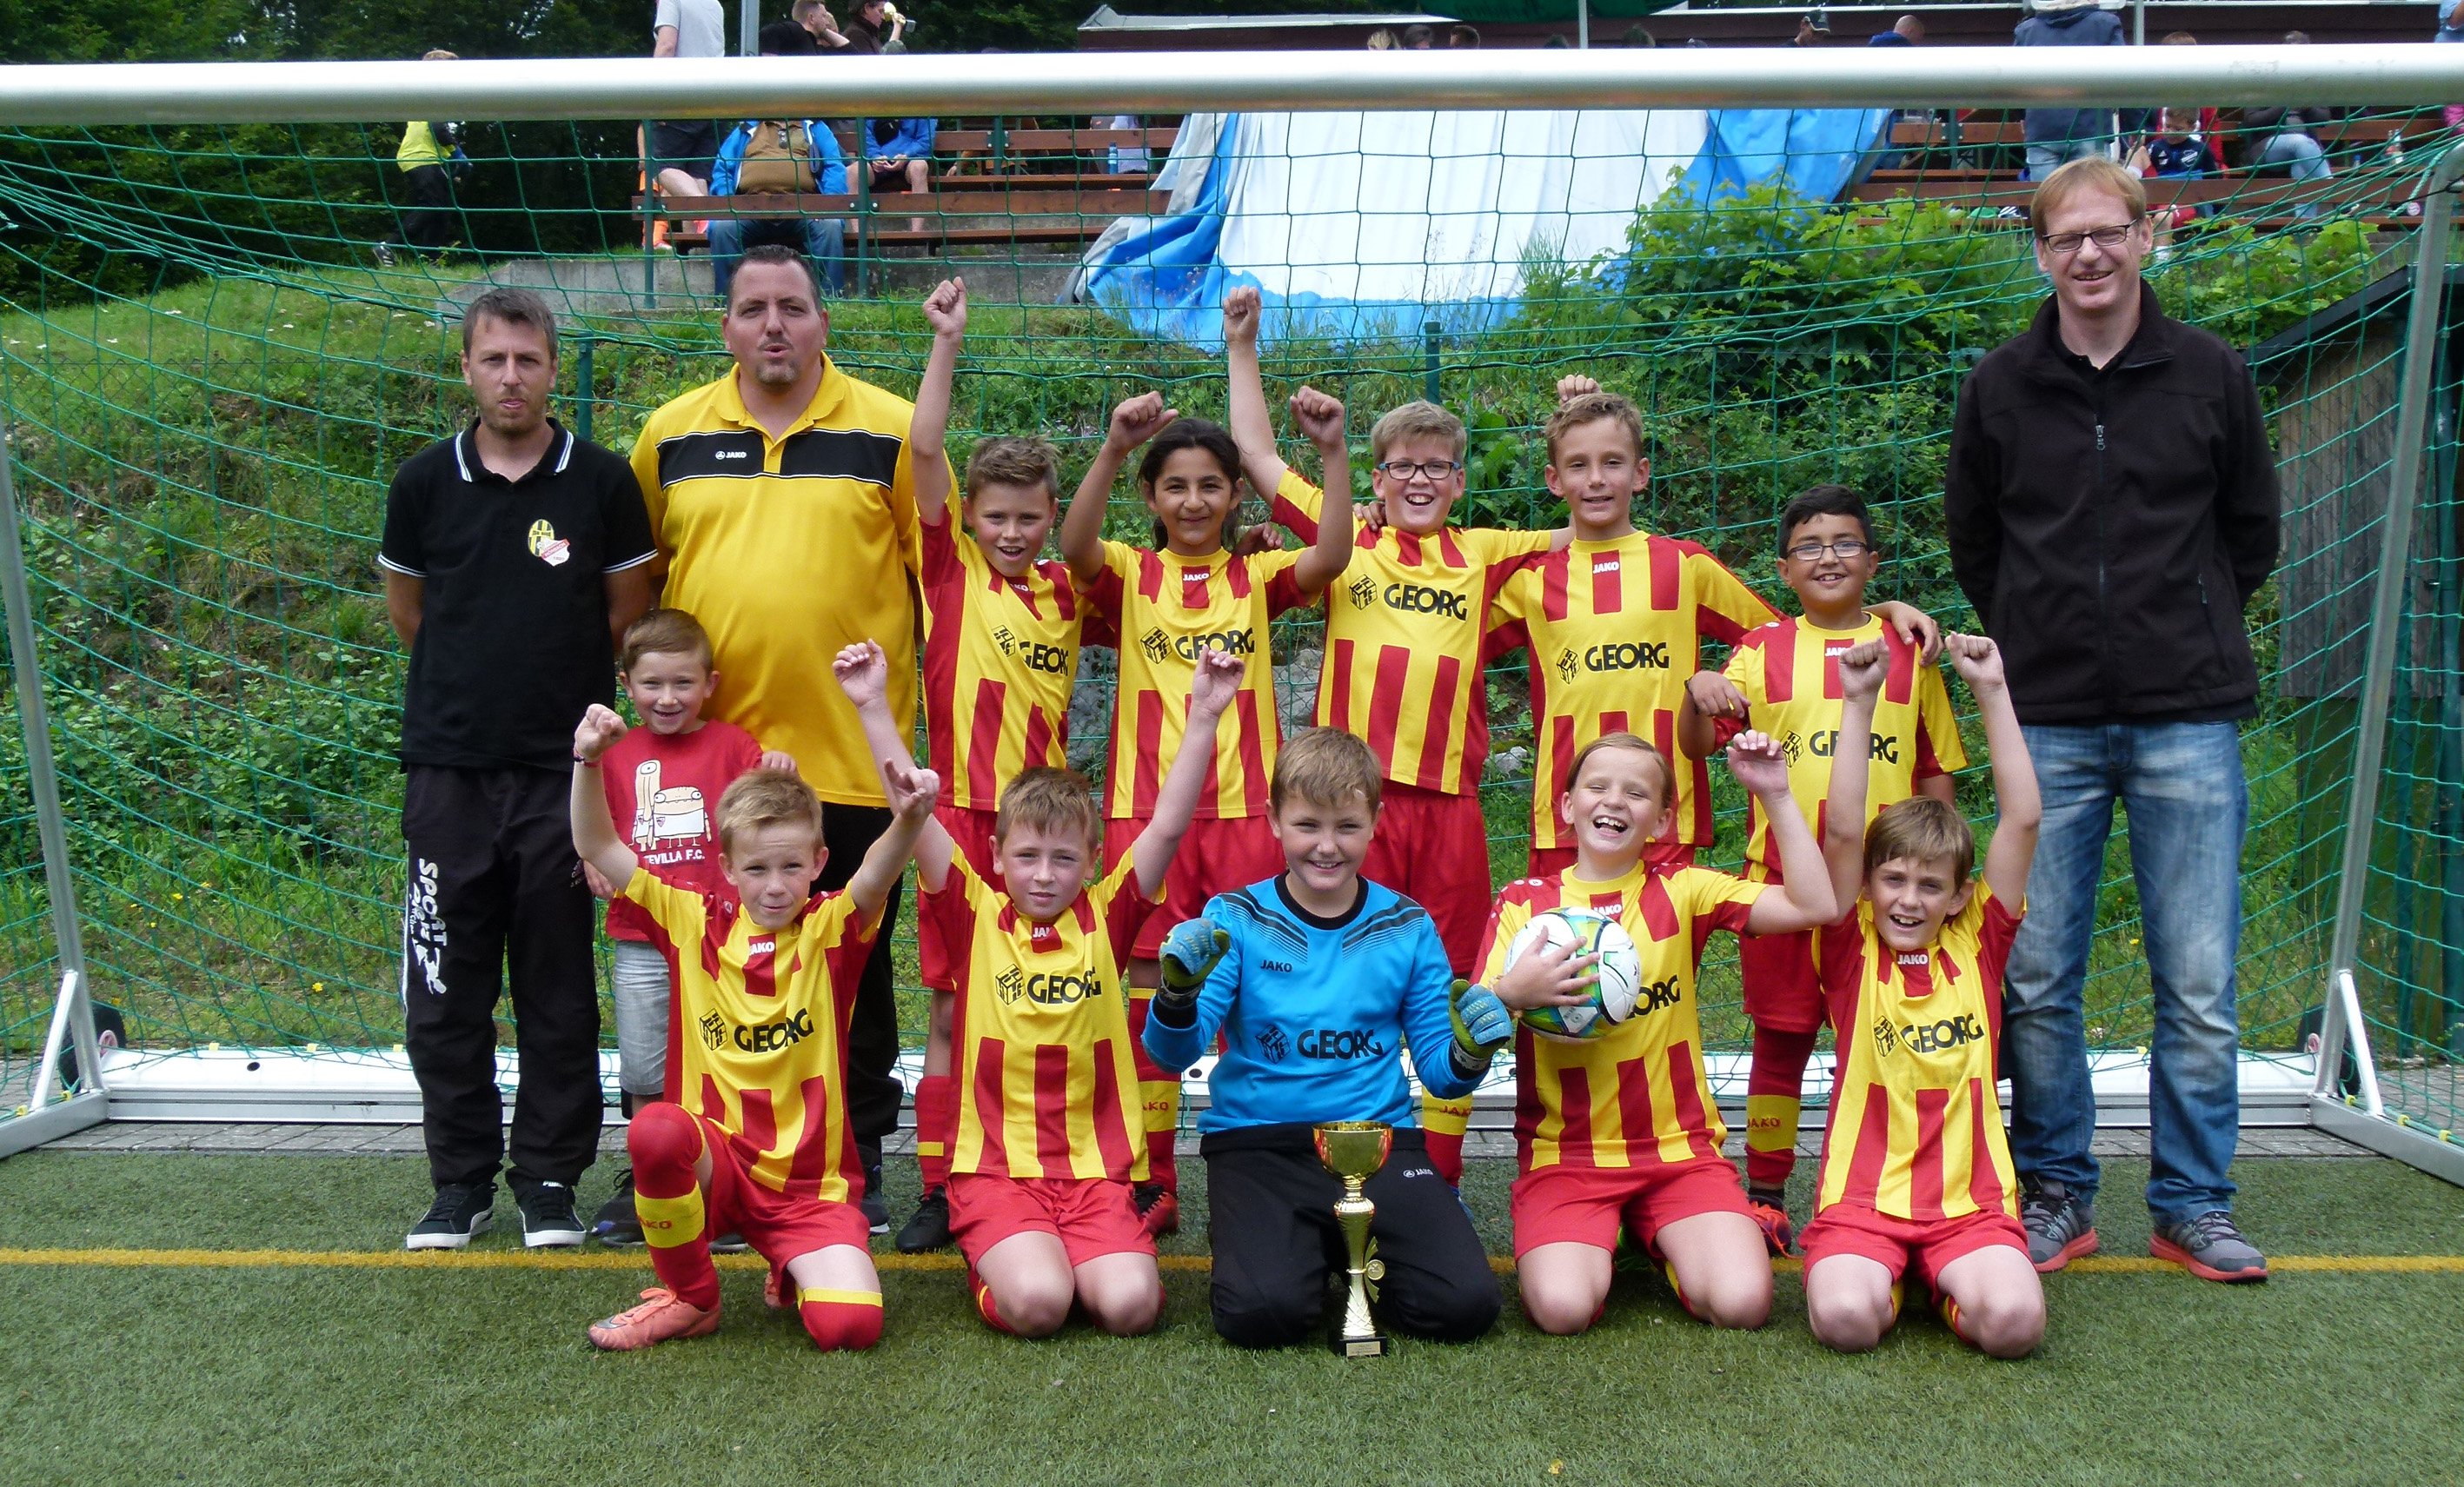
[[759, 17, 819, 55], [1624, 24, 1657, 46], [880, 3, 913, 52], [1870, 14, 1923, 45], [2013, 0, 2127, 179], [1449, 23, 1481, 48], [650, 0, 728, 202], [707, 118, 848, 299], [1366, 27, 1398, 50], [2441, 3, 2464, 131], [1792, 13, 1831, 44], [862, 116, 935, 234], [2127, 104, 2215, 252], [1403, 23, 1435, 49], [797, 0, 853, 52], [2241, 33, 2335, 193], [378, 50, 468, 265], [842, 0, 904, 53], [1106, 114, 1152, 176]]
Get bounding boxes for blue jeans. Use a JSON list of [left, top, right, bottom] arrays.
[[2002, 722, 2248, 1223], [2024, 138, 2105, 182], [2255, 131, 2332, 183], [707, 215, 847, 298]]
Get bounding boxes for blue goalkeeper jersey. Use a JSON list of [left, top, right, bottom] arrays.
[[1142, 876, 1477, 1132]]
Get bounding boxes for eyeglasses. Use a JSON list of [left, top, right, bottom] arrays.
[[2039, 222, 2142, 256], [1375, 460, 1463, 482], [1784, 538, 1870, 561]]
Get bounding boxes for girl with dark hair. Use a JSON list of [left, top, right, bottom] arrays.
[[1057, 391, 1355, 1238]]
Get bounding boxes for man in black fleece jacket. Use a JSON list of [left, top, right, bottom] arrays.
[[1944, 157, 2279, 1286]]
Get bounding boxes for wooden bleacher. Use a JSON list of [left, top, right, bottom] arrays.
[[637, 123, 1180, 262]]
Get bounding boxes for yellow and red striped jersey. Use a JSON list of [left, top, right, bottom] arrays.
[[1477, 862, 1764, 1173], [621, 866, 880, 1201], [1085, 539, 1308, 820], [1490, 534, 1778, 851], [1815, 886, 2024, 1222], [1718, 614, 1967, 881], [922, 850, 1161, 1181], [919, 515, 1096, 812], [1269, 472, 1551, 794]]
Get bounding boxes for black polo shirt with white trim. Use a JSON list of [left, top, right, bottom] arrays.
[[379, 420, 656, 772]]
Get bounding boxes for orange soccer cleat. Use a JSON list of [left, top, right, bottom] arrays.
[[587, 1287, 721, 1351], [1746, 1193, 1797, 1257]]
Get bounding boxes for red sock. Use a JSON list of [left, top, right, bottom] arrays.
[[629, 1103, 721, 1311], [797, 1289, 884, 1351], [968, 1266, 1015, 1335], [913, 1073, 955, 1192], [1743, 1026, 1820, 1192], [1421, 1092, 1473, 1187]]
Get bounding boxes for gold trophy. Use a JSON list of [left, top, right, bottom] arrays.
[[1313, 1120, 1394, 1358]]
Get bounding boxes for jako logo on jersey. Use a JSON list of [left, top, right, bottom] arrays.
[[713, 448, 750, 461], [1298, 1028, 1386, 1059], [1584, 641, 1670, 673], [1807, 728, 1901, 763], [1636, 975, 1683, 1014], [1260, 958, 1295, 973], [699, 1011, 727, 1051], [1383, 582, 1468, 621], [1896, 1013, 1986, 1054], [733, 1007, 815, 1052]]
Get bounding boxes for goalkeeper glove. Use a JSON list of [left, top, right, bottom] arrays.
[[1447, 979, 1511, 1080], [1152, 917, 1228, 1027]]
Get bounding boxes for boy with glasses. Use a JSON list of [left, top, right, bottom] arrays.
[[1677, 484, 1962, 1252]]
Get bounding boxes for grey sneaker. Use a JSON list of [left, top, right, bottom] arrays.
[[2152, 1210, 2268, 1283], [2019, 1178, 2099, 1272]]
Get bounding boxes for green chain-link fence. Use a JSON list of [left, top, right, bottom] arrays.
[[0, 98, 2456, 1152]]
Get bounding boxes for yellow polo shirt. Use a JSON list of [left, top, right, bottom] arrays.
[[630, 361, 921, 806]]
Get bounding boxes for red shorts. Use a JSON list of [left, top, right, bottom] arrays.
[[1525, 840, 1697, 881], [1105, 813, 1284, 959], [1362, 782, 1491, 974], [920, 804, 1004, 992], [1740, 926, 1824, 1034], [1509, 1156, 1752, 1259], [1798, 1204, 2031, 1295], [946, 1172, 1156, 1268], [681, 1109, 873, 1265]]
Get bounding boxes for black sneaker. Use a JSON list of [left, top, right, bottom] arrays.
[[593, 1169, 642, 1246], [2019, 1177, 2099, 1273], [896, 1185, 952, 1252], [861, 1163, 890, 1235], [519, 1182, 587, 1249], [406, 1182, 494, 1251]]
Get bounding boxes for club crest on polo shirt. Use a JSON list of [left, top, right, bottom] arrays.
[[527, 518, 571, 568]]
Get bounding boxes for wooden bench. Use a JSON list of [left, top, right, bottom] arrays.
[[1848, 172, 2421, 217], [636, 186, 1172, 270], [1889, 115, 2434, 149]]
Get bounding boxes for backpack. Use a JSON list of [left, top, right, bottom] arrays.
[[734, 121, 816, 195]]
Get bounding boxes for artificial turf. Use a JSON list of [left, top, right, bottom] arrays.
[[2, 1149, 2460, 1485]]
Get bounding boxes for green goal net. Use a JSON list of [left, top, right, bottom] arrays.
[[0, 90, 2456, 1152]]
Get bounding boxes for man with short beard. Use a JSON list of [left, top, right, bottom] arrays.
[[628, 244, 927, 1235], [382, 287, 657, 1251]]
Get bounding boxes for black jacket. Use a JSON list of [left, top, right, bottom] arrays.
[[1944, 284, 2281, 726]]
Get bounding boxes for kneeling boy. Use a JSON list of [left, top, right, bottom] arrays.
[[838, 640, 1245, 1337], [1143, 728, 1504, 1348], [570, 704, 937, 1352], [1801, 634, 2045, 1359]]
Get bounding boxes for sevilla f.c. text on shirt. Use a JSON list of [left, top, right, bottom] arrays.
[[621, 868, 880, 1202], [1490, 534, 1777, 851], [919, 511, 1097, 811], [923, 851, 1160, 1181], [1816, 886, 2025, 1223], [1085, 539, 1308, 820], [1719, 615, 1967, 881], [597, 719, 765, 942], [1270, 472, 1550, 793], [1478, 864, 1764, 1173]]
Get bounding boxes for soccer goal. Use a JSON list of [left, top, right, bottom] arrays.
[[0, 45, 2458, 1182]]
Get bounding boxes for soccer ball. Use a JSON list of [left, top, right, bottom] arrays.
[[1504, 908, 1644, 1042]]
